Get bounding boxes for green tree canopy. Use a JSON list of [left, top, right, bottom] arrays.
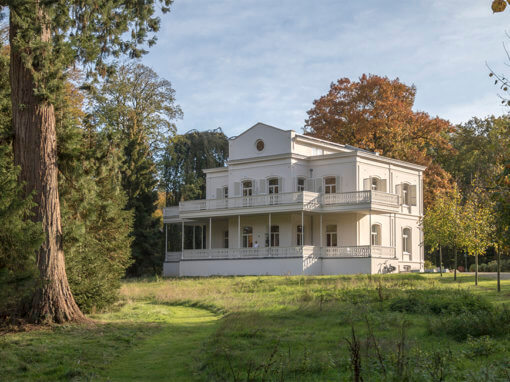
[[161, 128, 229, 206]]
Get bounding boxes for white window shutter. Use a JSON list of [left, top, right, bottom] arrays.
[[336, 176, 341, 193], [363, 178, 371, 190], [380, 179, 387, 193], [234, 182, 241, 196], [293, 177, 297, 192], [305, 178, 314, 192], [395, 184, 402, 204], [409, 185, 417, 206], [216, 188, 223, 199], [315, 178, 323, 193], [279, 177, 284, 193], [259, 179, 267, 194]]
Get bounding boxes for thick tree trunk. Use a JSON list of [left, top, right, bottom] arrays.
[[10, 11, 86, 323]]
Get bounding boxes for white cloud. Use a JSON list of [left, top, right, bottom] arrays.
[[143, 0, 510, 136]]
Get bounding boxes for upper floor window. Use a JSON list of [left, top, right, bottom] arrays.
[[268, 178, 279, 194], [402, 228, 411, 254], [326, 225, 337, 247], [324, 177, 336, 194], [371, 224, 381, 246], [224, 230, 229, 248], [242, 180, 253, 196], [297, 177, 305, 192], [371, 178, 379, 191], [402, 183, 410, 205], [256, 139, 264, 151], [223, 186, 228, 199]]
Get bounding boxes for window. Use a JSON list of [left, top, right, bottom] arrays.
[[242, 180, 253, 196], [402, 228, 411, 254], [256, 139, 265, 151], [268, 178, 279, 194], [324, 177, 336, 194], [402, 183, 410, 205], [223, 186, 228, 199], [371, 178, 379, 191], [326, 225, 337, 247], [271, 225, 280, 247], [243, 226, 253, 248], [297, 177, 305, 192], [371, 224, 381, 246], [224, 231, 229, 248], [297, 225, 303, 246]]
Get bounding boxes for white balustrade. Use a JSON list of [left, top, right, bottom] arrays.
[[175, 190, 399, 215], [171, 245, 395, 261]]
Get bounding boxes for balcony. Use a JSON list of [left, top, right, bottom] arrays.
[[164, 190, 400, 219], [165, 245, 396, 261]]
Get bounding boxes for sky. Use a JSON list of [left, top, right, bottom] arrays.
[[142, 0, 510, 137]]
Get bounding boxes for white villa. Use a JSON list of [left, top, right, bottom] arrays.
[[163, 123, 425, 277]]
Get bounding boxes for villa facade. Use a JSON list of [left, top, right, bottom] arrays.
[[163, 123, 425, 276]]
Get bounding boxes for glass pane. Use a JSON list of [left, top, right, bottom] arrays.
[[243, 226, 252, 234], [269, 178, 278, 185], [325, 177, 335, 185], [326, 225, 336, 232]]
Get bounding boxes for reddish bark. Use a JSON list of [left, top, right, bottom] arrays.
[[9, 9, 86, 324]]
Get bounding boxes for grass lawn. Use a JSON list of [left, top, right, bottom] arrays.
[[1, 273, 509, 381]]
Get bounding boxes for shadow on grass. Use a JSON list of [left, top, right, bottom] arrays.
[[0, 303, 220, 382]]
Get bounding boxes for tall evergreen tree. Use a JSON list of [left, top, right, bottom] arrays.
[[58, 79, 133, 312], [90, 63, 182, 276], [2, 0, 174, 323]]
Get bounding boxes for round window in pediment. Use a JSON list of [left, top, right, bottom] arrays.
[[256, 139, 265, 151]]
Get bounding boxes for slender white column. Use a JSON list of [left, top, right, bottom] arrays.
[[320, 214, 323, 248], [268, 213, 272, 249], [301, 211, 304, 248], [181, 221, 184, 256], [209, 217, 212, 249], [369, 211, 372, 248], [238, 215, 241, 248]]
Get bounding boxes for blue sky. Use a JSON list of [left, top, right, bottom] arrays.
[[142, 0, 510, 137]]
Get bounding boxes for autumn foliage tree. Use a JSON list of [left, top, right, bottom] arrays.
[[304, 74, 455, 207]]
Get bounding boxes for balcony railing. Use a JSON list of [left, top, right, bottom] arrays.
[[165, 245, 396, 261], [174, 190, 399, 214], [179, 191, 319, 212]]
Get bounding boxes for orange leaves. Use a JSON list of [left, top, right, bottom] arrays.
[[304, 74, 455, 208], [492, 0, 507, 13]]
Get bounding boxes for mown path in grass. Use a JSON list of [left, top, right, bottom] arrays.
[[93, 302, 220, 381]]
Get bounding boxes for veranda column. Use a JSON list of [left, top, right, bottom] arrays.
[[320, 214, 323, 248], [238, 215, 241, 248], [268, 213, 271, 251], [301, 211, 304, 249], [181, 221, 184, 257], [209, 217, 212, 250]]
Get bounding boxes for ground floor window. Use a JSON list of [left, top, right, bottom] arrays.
[[402, 228, 411, 255], [243, 226, 253, 248], [371, 224, 381, 246], [297, 225, 303, 246], [326, 224, 337, 247], [224, 230, 229, 248], [271, 225, 280, 247]]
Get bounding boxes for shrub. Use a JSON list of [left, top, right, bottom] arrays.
[[428, 305, 510, 341], [389, 290, 492, 315]]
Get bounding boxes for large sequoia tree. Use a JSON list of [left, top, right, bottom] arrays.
[[2, 0, 173, 323]]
